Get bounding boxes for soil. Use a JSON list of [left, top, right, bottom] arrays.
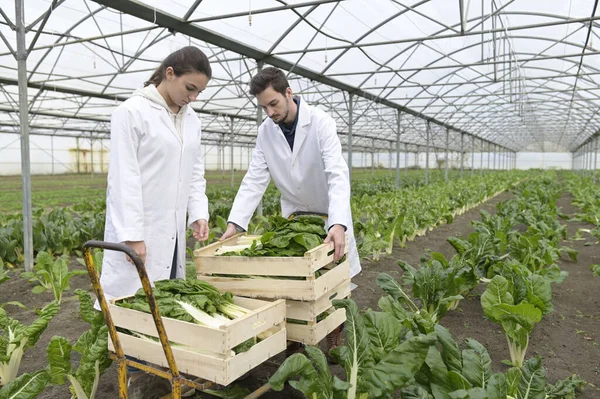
[[2, 191, 599, 398]]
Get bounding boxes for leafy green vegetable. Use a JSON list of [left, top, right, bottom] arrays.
[[45, 290, 112, 399], [269, 298, 435, 399], [0, 369, 50, 398], [220, 216, 327, 257], [20, 252, 86, 304], [0, 301, 59, 387], [480, 276, 543, 367], [116, 280, 254, 354], [404, 325, 582, 399]]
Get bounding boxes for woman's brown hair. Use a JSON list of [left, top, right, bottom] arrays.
[[145, 46, 212, 87]]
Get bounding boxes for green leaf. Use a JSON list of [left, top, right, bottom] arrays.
[[433, 324, 462, 374], [331, 298, 373, 396], [359, 333, 437, 397], [47, 336, 73, 385], [481, 276, 513, 322], [268, 353, 322, 396], [497, 303, 542, 334], [401, 385, 433, 399], [545, 374, 584, 399], [23, 301, 59, 349], [74, 289, 102, 326], [448, 371, 473, 391], [486, 373, 507, 399], [516, 357, 546, 399], [31, 286, 47, 295], [363, 310, 401, 363], [376, 273, 418, 312], [0, 370, 50, 399], [461, 339, 492, 389], [74, 325, 111, 397], [448, 387, 487, 399], [524, 275, 553, 316]]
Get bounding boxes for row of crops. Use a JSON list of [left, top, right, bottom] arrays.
[[0, 170, 524, 267]]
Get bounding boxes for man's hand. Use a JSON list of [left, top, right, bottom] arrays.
[[124, 241, 146, 264], [191, 219, 209, 241], [324, 224, 345, 262], [219, 223, 238, 241]]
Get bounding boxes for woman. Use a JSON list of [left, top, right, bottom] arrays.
[[100, 46, 212, 398]]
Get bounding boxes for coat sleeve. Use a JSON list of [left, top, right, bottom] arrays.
[[107, 105, 145, 243], [187, 122, 210, 226], [318, 115, 351, 229], [227, 131, 271, 230]]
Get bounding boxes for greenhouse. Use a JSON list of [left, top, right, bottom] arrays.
[[0, 1, 599, 398]]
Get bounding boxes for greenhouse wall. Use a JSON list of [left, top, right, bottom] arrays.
[[0, 133, 585, 176]]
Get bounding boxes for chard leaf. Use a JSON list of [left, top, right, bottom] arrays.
[[461, 339, 492, 389], [0, 370, 50, 399], [47, 336, 72, 385], [516, 357, 546, 399], [434, 324, 462, 374]]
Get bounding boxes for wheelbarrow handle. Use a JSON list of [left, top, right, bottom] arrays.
[[82, 240, 181, 395]]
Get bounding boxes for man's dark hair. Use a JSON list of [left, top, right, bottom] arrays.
[[249, 67, 289, 96]]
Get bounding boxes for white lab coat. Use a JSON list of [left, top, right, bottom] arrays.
[[228, 98, 361, 277], [100, 94, 209, 302]]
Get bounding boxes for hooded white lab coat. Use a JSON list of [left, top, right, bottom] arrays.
[[100, 85, 209, 302], [228, 98, 361, 277]]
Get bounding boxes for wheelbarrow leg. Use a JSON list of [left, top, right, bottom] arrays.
[[117, 358, 129, 399]]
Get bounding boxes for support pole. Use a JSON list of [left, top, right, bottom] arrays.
[[479, 139, 484, 175], [395, 110, 401, 189], [487, 142, 491, 171], [51, 135, 54, 175], [471, 135, 475, 176], [460, 133, 465, 178], [76, 137, 81, 173], [444, 127, 449, 182], [90, 133, 94, 178], [348, 94, 354, 181], [404, 143, 408, 171], [371, 141, 374, 177], [256, 61, 263, 217], [594, 136, 598, 183], [16, 0, 33, 271], [230, 117, 234, 188], [425, 122, 430, 185]]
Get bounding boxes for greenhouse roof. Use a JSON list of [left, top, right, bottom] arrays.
[[1, 0, 600, 152]]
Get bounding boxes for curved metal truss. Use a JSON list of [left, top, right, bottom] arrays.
[[1, 0, 600, 153]]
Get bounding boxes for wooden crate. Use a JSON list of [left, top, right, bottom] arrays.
[[285, 278, 351, 321], [194, 235, 350, 301], [285, 279, 351, 345], [108, 296, 286, 385]]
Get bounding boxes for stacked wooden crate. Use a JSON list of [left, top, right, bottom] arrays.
[[194, 234, 351, 345], [108, 296, 286, 385]]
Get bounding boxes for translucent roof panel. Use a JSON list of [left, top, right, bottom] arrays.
[[1, 0, 600, 152]]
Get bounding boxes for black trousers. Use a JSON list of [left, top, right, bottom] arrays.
[[169, 238, 178, 280]]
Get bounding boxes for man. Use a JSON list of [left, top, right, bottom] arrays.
[[220, 67, 361, 356]]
